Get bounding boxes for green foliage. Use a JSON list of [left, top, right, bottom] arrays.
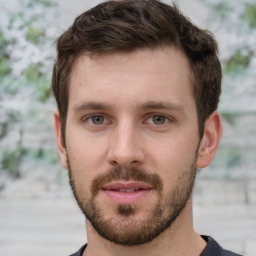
[[213, 146, 242, 170], [0, 110, 21, 141], [5, 110, 21, 123], [26, 26, 45, 44], [1, 148, 27, 178], [0, 32, 8, 53], [0, 32, 11, 78], [23, 64, 42, 81], [242, 3, 256, 28], [0, 58, 11, 78], [0, 123, 8, 140], [223, 49, 252, 76], [210, 2, 232, 20], [221, 112, 240, 125], [203, 0, 255, 80], [0, 147, 60, 178], [0, 0, 56, 100], [226, 148, 242, 168], [0, 0, 57, 178], [27, 0, 56, 8], [27, 148, 59, 164], [1, 76, 26, 95]]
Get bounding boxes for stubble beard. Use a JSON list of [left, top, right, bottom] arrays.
[[67, 155, 198, 246]]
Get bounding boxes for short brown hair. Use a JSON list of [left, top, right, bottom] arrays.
[[52, 0, 222, 140]]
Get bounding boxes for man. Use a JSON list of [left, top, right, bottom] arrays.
[[52, 0, 242, 255]]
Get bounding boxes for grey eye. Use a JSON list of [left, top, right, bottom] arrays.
[[152, 115, 166, 125], [91, 116, 105, 125]]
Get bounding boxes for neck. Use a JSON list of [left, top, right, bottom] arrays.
[[83, 197, 206, 256]]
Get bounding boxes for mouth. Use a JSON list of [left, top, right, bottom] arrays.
[[101, 181, 153, 204], [112, 188, 141, 192]]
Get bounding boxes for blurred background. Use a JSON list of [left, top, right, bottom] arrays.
[[0, 0, 255, 255]]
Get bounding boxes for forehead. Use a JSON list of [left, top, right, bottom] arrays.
[[69, 47, 195, 110], [72, 46, 194, 77]]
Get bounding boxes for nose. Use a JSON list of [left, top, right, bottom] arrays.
[[107, 122, 145, 168]]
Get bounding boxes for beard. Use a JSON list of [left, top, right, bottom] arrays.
[[67, 153, 198, 246]]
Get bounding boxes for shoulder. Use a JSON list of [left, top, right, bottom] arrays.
[[200, 236, 243, 256], [69, 244, 87, 256]]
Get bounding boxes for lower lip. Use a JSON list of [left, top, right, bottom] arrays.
[[102, 189, 152, 204]]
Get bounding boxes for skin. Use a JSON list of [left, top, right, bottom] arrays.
[[55, 46, 222, 256]]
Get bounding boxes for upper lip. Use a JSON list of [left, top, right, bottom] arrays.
[[102, 181, 153, 190]]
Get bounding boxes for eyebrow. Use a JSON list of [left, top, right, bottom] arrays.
[[72, 102, 112, 113], [139, 101, 185, 113], [72, 100, 185, 113]]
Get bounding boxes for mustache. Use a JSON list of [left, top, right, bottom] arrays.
[[91, 166, 163, 196]]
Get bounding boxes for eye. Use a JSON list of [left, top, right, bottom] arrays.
[[87, 115, 108, 125], [147, 115, 169, 125]]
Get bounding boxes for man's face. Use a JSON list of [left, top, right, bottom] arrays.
[[59, 47, 202, 245]]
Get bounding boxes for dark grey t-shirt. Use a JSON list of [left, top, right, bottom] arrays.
[[69, 236, 242, 256], [200, 236, 242, 256]]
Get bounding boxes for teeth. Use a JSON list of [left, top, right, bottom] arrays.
[[119, 189, 139, 192]]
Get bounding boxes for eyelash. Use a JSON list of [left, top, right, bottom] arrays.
[[145, 115, 170, 125], [83, 114, 111, 126], [81, 113, 173, 127]]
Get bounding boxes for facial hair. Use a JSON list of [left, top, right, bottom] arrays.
[[68, 154, 198, 246]]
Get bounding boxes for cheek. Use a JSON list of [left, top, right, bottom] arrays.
[[66, 128, 106, 159], [66, 131, 110, 183], [148, 135, 198, 177], [150, 135, 195, 161]]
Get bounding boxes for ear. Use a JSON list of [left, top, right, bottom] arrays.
[[54, 110, 68, 169], [197, 111, 222, 169]]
